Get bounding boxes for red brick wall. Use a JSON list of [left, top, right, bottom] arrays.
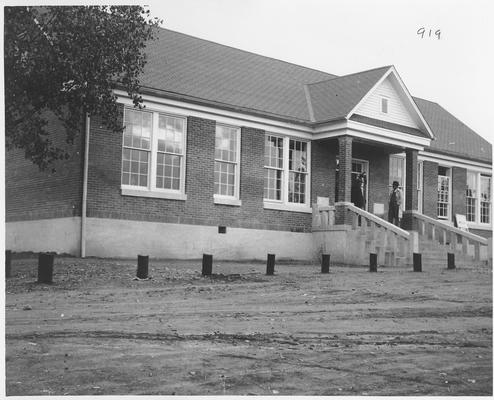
[[86, 112, 311, 232], [451, 167, 467, 218], [470, 229, 492, 239], [422, 160, 438, 218], [311, 139, 337, 203], [5, 112, 84, 222]]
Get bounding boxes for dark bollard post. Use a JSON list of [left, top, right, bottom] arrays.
[[369, 253, 377, 272], [6, 250, 12, 278], [266, 254, 275, 275], [413, 253, 422, 272], [136, 255, 149, 279], [321, 254, 330, 274], [447, 253, 455, 269], [202, 254, 213, 276], [38, 253, 54, 283]]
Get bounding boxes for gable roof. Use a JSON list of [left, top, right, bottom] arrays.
[[138, 28, 491, 164], [414, 98, 492, 163], [305, 66, 390, 123]]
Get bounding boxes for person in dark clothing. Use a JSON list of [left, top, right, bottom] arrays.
[[351, 174, 365, 209], [388, 180, 402, 226]]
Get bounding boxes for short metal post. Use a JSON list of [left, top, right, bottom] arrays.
[[369, 253, 377, 272], [38, 253, 54, 283], [413, 253, 422, 272], [321, 254, 330, 273], [266, 254, 275, 275], [447, 252, 455, 269], [202, 254, 213, 276], [136, 255, 149, 279], [6, 250, 12, 278]]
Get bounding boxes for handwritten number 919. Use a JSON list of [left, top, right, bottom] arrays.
[[417, 27, 441, 40]]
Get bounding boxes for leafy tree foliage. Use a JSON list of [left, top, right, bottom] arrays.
[[4, 6, 161, 170]]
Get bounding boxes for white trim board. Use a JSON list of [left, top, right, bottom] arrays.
[[419, 151, 492, 173], [116, 91, 431, 148], [116, 90, 314, 139]]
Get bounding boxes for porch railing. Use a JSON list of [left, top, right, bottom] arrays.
[[313, 201, 413, 265], [409, 210, 488, 261]]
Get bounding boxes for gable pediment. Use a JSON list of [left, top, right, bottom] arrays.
[[349, 68, 433, 138]]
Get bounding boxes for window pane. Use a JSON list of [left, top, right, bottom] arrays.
[[215, 125, 238, 163], [157, 115, 184, 154], [480, 176, 491, 223], [264, 169, 283, 200], [288, 171, 306, 204], [214, 126, 238, 197], [214, 160, 235, 196], [289, 140, 307, 172], [437, 175, 450, 218], [381, 98, 388, 113], [265, 135, 283, 168], [466, 172, 477, 222], [121, 149, 149, 187], [124, 109, 152, 150], [156, 153, 182, 190], [389, 156, 404, 188]]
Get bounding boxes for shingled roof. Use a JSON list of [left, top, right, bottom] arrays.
[[139, 28, 491, 164], [141, 28, 336, 122], [306, 66, 390, 123], [414, 98, 492, 163]]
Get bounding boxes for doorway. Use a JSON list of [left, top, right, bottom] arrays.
[[335, 158, 369, 210], [352, 159, 369, 211]]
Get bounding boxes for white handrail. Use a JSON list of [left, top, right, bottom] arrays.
[[409, 210, 488, 245], [340, 202, 410, 239]]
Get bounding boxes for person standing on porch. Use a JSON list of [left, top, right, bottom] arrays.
[[388, 181, 402, 226], [351, 174, 365, 209]]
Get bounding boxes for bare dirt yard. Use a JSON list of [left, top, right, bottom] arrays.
[[5, 256, 492, 396]]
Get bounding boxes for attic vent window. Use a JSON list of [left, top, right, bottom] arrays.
[[381, 97, 388, 114]]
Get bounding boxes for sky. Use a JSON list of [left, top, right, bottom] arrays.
[[1, 0, 493, 144], [144, 0, 494, 144]]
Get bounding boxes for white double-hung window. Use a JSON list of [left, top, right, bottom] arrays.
[[437, 166, 451, 219], [264, 134, 311, 212], [480, 175, 491, 224], [121, 108, 187, 200], [465, 171, 491, 225], [214, 124, 241, 205]]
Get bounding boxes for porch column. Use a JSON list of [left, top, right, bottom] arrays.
[[402, 149, 419, 230], [335, 135, 352, 225]]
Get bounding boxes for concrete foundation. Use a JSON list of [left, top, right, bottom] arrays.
[[6, 217, 316, 260], [6, 217, 81, 255]]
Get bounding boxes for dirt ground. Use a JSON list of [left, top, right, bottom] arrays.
[[5, 256, 492, 396]]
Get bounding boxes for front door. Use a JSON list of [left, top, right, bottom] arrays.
[[335, 158, 369, 209], [352, 159, 369, 210]]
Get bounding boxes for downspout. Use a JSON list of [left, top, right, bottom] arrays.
[[81, 113, 90, 258]]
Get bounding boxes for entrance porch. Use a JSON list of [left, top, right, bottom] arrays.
[[311, 135, 490, 267]]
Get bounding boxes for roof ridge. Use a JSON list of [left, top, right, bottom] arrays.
[[307, 65, 392, 87], [157, 26, 337, 79]]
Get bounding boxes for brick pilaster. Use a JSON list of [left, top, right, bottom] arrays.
[[335, 136, 352, 224], [402, 149, 418, 230]]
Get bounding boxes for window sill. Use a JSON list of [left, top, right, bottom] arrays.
[[214, 196, 242, 207], [263, 201, 312, 214], [121, 187, 187, 201]]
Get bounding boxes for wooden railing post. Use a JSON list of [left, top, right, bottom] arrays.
[[474, 242, 481, 261], [450, 232, 458, 252], [462, 237, 469, 255]]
